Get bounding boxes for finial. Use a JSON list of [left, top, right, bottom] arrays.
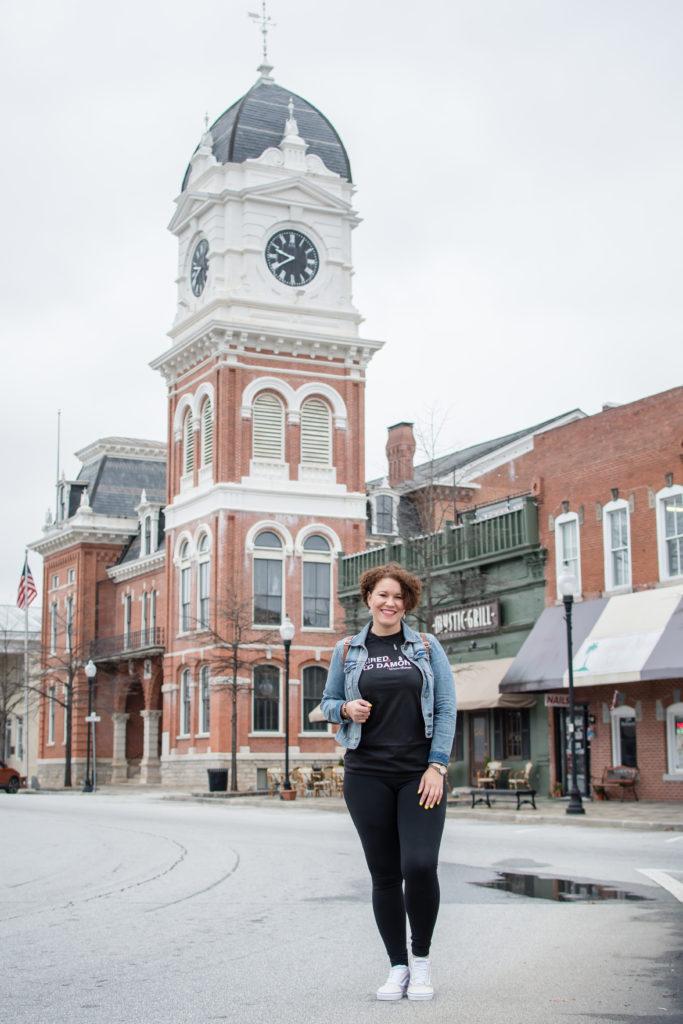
[[287, 97, 294, 119], [249, 1, 275, 74], [204, 111, 210, 131]]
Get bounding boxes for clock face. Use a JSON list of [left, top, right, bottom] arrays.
[[190, 239, 209, 296], [265, 230, 319, 287]]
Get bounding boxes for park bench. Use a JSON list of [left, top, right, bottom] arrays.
[[469, 787, 537, 810], [591, 765, 639, 801]]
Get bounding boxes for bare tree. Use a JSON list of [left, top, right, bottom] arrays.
[[191, 592, 278, 792], [0, 629, 26, 759]]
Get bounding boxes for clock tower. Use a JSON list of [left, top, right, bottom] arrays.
[[150, 64, 382, 786]]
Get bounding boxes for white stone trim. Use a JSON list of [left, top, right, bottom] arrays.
[[555, 511, 582, 599], [241, 377, 296, 418], [173, 530, 195, 564], [75, 438, 166, 465], [30, 516, 137, 557], [245, 520, 294, 555], [108, 551, 166, 583], [293, 523, 342, 556], [173, 393, 195, 436], [165, 484, 366, 530]]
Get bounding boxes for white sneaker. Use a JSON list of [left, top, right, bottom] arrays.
[[376, 965, 409, 1001], [407, 956, 434, 1001]]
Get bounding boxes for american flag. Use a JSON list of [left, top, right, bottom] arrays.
[[17, 557, 38, 610]]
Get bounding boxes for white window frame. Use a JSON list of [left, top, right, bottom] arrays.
[[300, 664, 330, 735], [555, 511, 582, 599], [656, 484, 683, 582], [610, 705, 637, 766], [198, 665, 210, 736], [150, 589, 157, 644], [200, 397, 214, 469], [301, 535, 333, 631], [47, 686, 56, 745], [50, 602, 58, 654], [665, 701, 683, 777], [123, 594, 132, 649], [252, 531, 285, 628], [197, 534, 211, 630], [65, 595, 74, 652], [179, 669, 192, 737], [602, 498, 632, 593], [141, 591, 148, 642], [178, 542, 192, 634], [373, 492, 397, 535], [182, 409, 195, 479], [67, 569, 75, 584], [51, 574, 59, 590], [251, 664, 282, 735]]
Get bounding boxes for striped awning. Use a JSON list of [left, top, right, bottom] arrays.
[[500, 585, 683, 693]]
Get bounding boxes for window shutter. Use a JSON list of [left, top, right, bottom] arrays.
[[202, 399, 213, 466], [301, 398, 331, 465], [253, 392, 284, 461], [183, 410, 194, 474]]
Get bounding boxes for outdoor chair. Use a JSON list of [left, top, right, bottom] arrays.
[[508, 761, 534, 790], [474, 761, 503, 789]]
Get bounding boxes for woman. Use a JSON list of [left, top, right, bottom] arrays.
[[321, 563, 456, 1002]]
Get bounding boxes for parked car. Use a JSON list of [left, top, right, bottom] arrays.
[[0, 760, 22, 793]]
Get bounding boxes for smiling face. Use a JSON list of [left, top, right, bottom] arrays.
[[367, 576, 405, 635]]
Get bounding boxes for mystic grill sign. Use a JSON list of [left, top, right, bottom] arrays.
[[432, 599, 500, 639]]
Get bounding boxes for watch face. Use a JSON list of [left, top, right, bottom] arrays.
[[190, 239, 209, 296], [265, 230, 319, 287]]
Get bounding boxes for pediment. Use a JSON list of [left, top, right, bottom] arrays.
[[168, 193, 210, 232], [242, 176, 350, 212]]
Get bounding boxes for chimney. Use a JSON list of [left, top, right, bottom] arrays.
[[386, 422, 416, 487]]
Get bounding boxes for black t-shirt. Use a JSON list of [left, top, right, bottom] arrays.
[[344, 628, 430, 778]]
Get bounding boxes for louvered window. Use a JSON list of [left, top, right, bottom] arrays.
[[201, 399, 213, 466], [183, 410, 194, 474], [300, 398, 331, 466], [252, 392, 284, 461]]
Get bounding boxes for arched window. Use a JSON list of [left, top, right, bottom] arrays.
[[253, 530, 283, 625], [555, 511, 581, 598], [179, 540, 192, 632], [302, 665, 328, 733], [302, 534, 332, 628], [253, 664, 280, 732], [201, 398, 213, 467], [252, 392, 285, 462], [197, 533, 210, 629], [300, 397, 332, 466], [180, 669, 192, 736], [199, 665, 210, 734], [611, 705, 637, 767], [143, 516, 152, 557], [183, 409, 195, 475]]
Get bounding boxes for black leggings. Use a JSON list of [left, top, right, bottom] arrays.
[[343, 772, 447, 966]]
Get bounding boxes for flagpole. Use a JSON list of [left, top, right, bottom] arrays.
[[55, 409, 61, 520], [23, 551, 30, 789]]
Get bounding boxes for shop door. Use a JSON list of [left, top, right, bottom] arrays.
[[555, 706, 590, 797], [470, 713, 490, 784]]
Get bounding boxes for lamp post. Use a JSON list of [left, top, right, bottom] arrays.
[[557, 568, 585, 815], [278, 616, 295, 794], [83, 659, 97, 793]]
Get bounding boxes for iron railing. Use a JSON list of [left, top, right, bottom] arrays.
[[339, 498, 539, 595], [90, 627, 165, 660]]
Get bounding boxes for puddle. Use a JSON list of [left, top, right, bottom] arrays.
[[473, 870, 652, 902]]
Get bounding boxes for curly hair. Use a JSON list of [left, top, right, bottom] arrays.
[[358, 562, 422, 613]]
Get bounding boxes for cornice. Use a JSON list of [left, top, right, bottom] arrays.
[[107, 550, 166, 583], [29, 515, 138, 557], [75, 438, 166, 466], [151, 320, 383, 385]]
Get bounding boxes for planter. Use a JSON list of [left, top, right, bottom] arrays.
[[280, 789, 297, 801]]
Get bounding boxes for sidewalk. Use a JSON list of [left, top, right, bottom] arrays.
[[19, 784, 683, 831]]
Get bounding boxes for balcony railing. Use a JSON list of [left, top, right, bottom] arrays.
[[339, 498, 539, 595], [90, 627, 165, 660]]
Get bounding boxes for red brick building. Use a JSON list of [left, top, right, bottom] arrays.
[[30, 69, 382, 788]]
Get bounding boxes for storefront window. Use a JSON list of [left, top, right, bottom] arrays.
[[666, 702, 683, 775], [611, 706, 637, 767]]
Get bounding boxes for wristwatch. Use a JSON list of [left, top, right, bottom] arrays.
[[428, 763, 447, 777]]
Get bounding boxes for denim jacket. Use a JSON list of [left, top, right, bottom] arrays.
[[320, 620, 457, 767]]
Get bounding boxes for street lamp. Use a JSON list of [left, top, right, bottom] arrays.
[[278, 616, 295, 795], [82, 659, 97, 793], [557, 567, 585, 815]]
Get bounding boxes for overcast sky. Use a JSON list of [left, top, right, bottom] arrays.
[[2, 0, 682, 603]]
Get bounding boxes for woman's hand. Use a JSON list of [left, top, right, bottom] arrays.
[[343, 699, 372, 723], [418, 766, 444, 809]]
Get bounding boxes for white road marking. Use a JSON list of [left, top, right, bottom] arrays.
[[637, 868, 683, 903], [514, 828, 538, 833], [664, 835, 683, 843]]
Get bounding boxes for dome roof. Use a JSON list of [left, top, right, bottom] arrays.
[[182, 78, 352, 190]]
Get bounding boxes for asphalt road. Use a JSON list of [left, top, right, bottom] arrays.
[[1, 792, 682, 1024]]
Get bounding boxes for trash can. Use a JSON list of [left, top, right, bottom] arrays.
[[207, 768, 228, 792]]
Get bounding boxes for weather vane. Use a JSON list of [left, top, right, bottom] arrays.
[[248, 1, 275, 65]]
